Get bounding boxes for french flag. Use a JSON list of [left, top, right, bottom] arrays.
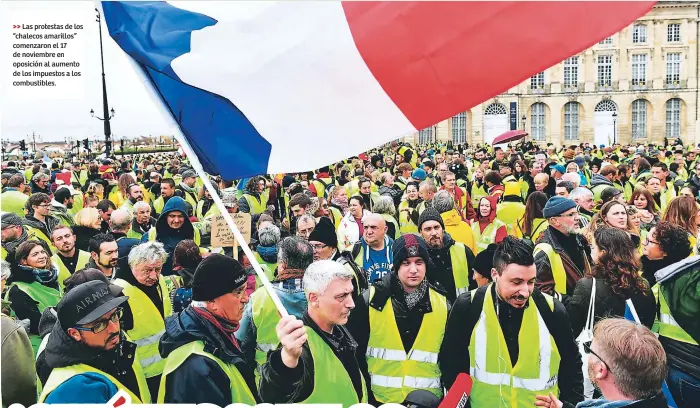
[[102, 1, 655, 179]]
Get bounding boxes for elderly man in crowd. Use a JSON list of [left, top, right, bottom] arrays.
[[131, 200, 157, 238]]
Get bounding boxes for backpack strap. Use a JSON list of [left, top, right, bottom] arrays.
[[466, 285, 488, 329]]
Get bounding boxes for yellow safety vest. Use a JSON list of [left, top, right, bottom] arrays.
[[328, 206, 343, 230], [366, 286, 446, 403], [153, 196, 165, 215], [303, 326, 368, 405], [496, 201, 526, 237], [157, 340, 256, 404], [113, 277, 172, 378], [470, 183, 488, 209], [0, 190, 29, 216], [147, 226, 200, 246], [40, 362, 151, 403], [249, 288, 282, 380], [468, 285, 560, 408], [398, 201, 419, 235], [380, 213, 400, 239], [449, 243, 470, 296], [243, 193, 266, 215], [4, 281, 62, 355], [654, 284, 698, 345], [534, 243, 573, 295], [195, 200, 220, 220], [24, 225, 56, 252], [51, 250, 91, 291], [471, 219, 506, 254]]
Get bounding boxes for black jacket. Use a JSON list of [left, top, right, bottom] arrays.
[[565, 277, 656, 338], [439, 284, 584, 408], [641, 255, 684, 288], [158, 306, 260, 404], [426, 232, 476, 303], [131, 216, 156, 238], [346, 273, 450, 406], [535, 227, 592, 302], [73, 225, 100, 253], [259, 312, 367, 404], [6, 265, 60, 335]]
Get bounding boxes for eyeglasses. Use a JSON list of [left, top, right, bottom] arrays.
[[74, 308, 122, 334], [583, 341, 613, 374], [643, 238, 661, 246], [311, 243, 328, 251], [557, 211, 579, 218]]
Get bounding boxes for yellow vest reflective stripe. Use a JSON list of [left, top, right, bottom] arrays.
[[147, 226, 200, 246], [398, 201, 418, 235], [113, 278, 172, 378], [40, 362, 150, 403], [157, 340, 256, 404], [249, 288, 281, 376], [243, 193, 266, 215], [655, 285, 698, 345], [153, 197, 165, 215], [533, 243, 568, 295], [303, 326, 368, 405], [468, 285, 560, 408], [366, 286, 446, 403], [52, 250, 91, 291], [449, 243, 470, 296], [470, 219, 505, 254]]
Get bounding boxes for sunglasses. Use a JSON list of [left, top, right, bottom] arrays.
[[74, 308, 122, 334], [583, 341, 613, 374]]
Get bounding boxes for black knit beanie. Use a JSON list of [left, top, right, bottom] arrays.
[[418, 208, 444, 231], [191, 254, 247, 301]]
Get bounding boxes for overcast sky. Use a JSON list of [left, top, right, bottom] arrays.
[[1, 1, 174, 142]]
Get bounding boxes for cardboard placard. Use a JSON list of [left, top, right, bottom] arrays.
[[210, 212, 251, 248]]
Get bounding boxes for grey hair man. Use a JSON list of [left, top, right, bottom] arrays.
[[371, 196, 398, 240], [569, 187, 595, 228], [418, 180, 438, 214], [260, 260, 367, 405], [113, 241, 173, 396], [131, 201, 156, 237], [256, 223, 282, 274], [296, 214, 317, 240], [432, 190, 454, 214], [237, 236, 314, 374], [110, 209, 133, 235]]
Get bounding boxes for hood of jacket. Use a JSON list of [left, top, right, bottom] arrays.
[[441, 209, 464, 227], [159, 306, 245, 364], [590, 173, 614, 188], [155, 196, 195, 239]]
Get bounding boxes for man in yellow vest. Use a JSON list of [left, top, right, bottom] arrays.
[[418, 209, 474, 303], [50, 225, 91, 290], [1, 174, 29, 216], [157, 254, 259, 404], [440, 237, 584, 408], [39, 280, 151, 403], [174, 170, 198, 210], [347, 234, 449, 405], [113, 241, 172, 398], [151, 178, 176, 218], [534, 196, 592, 301], [260, 260, 369, 405], [120, 183, 145, 214]]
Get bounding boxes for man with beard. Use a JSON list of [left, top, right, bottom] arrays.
[[151, 178, 176, 217], [347, 234, 449, 405], [120, 183, 144, 213], [418, 208, 475, 303], [284, 193, 312, 235], [540, 319, 669, 408], [86, 233, 119, 280], [174, 170, 199, 210], [39, 280, 150, 403], [50, 225, 91, 289], [534, 196, 592, 301], [614, 164, 635, 201], [440, 237, 583, 408], [113, 242, 173, 398]]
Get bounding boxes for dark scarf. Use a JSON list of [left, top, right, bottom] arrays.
[[403, 278, 429, 310], [257, 245, 278, 263], [407, 197, 423, 208], [19, 264, 58, 285], [2, 227, 28, 253], [192, 306, 240, 349], [201, 198, 214, 217]]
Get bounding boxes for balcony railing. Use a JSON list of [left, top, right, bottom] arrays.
[[563, 83, 584, 93], [631, 80, 648, 91], [596, 81, 618, 92], [529, 84, 551, 94], [664, 79, 687, 89]]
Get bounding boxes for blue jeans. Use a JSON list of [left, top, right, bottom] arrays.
[[667, 365, 700, 408]]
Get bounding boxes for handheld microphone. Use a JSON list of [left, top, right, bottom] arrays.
[[438, 373, 473, 408]]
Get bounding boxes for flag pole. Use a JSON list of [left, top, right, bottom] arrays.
[[173, 132, 289, 318]]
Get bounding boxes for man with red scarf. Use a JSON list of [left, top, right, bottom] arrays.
[[157, 254, 260, 404], [440, 171, 476, 221]]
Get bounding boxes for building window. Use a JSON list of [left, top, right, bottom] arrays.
[[484, 103, 508, 115], [451, 112, 467, 144], [597, 55, 612, 87], [631, 54, 647, 85], [666, 98, 681, 138], [563, 102, 579, 140], [632, 24, 647, 44], [666, 53, 681, 85], [531, 103, 546, 141], [563, 57, 578, 88], [667, 23, 681, 42], [530, 72, 545, 89], [599, 36, 613, 45], [631, 99, 647, 140], [418, 127, 434, 145]]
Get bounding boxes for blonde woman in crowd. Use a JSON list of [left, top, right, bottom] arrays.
[[73, 207, 102, 252]]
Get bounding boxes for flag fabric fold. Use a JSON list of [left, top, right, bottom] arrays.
[[102, 1, 655, 179]]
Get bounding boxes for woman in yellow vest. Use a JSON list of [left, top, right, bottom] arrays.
[[109, 173, 136, 209], [398, 182, 422, 234], [4, 240, 62, 355], [516, 191, 549, 243], [661, 196, 699, 255], [470, 167, 488, 210], [471, 197, 507, 254]]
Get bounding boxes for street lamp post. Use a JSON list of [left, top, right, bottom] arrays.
[[521, 114, 527, 144], [90, 8, 115, 157], [612, 112, 618, 145]]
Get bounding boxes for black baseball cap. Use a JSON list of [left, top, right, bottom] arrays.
[[57, 280, 129, 329]]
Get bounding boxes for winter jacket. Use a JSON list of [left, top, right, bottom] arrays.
[[49, 202, 75, 227], [589, 174, 614, 201], [73, 225, 100, 253], [5, 264, 61, 335], [337, 210, 370, 252], [535, 226, 592, 301], [440, 209, 476, 253], [41, 322, 143, 403], [576, 393, 668, 408], [565, 277, 656, 338], [142, 196, 196, 276], [425, 232, 475, 303], [131, 216, 156, 239], [439, 284, 584, 408], [1, 313, 36, 408], [378, 184, 403, 208], [259, 312, 367, 404], [158, 306, 260, 404], [346, 273, 449, 405], [641, 255, 685, 288]]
